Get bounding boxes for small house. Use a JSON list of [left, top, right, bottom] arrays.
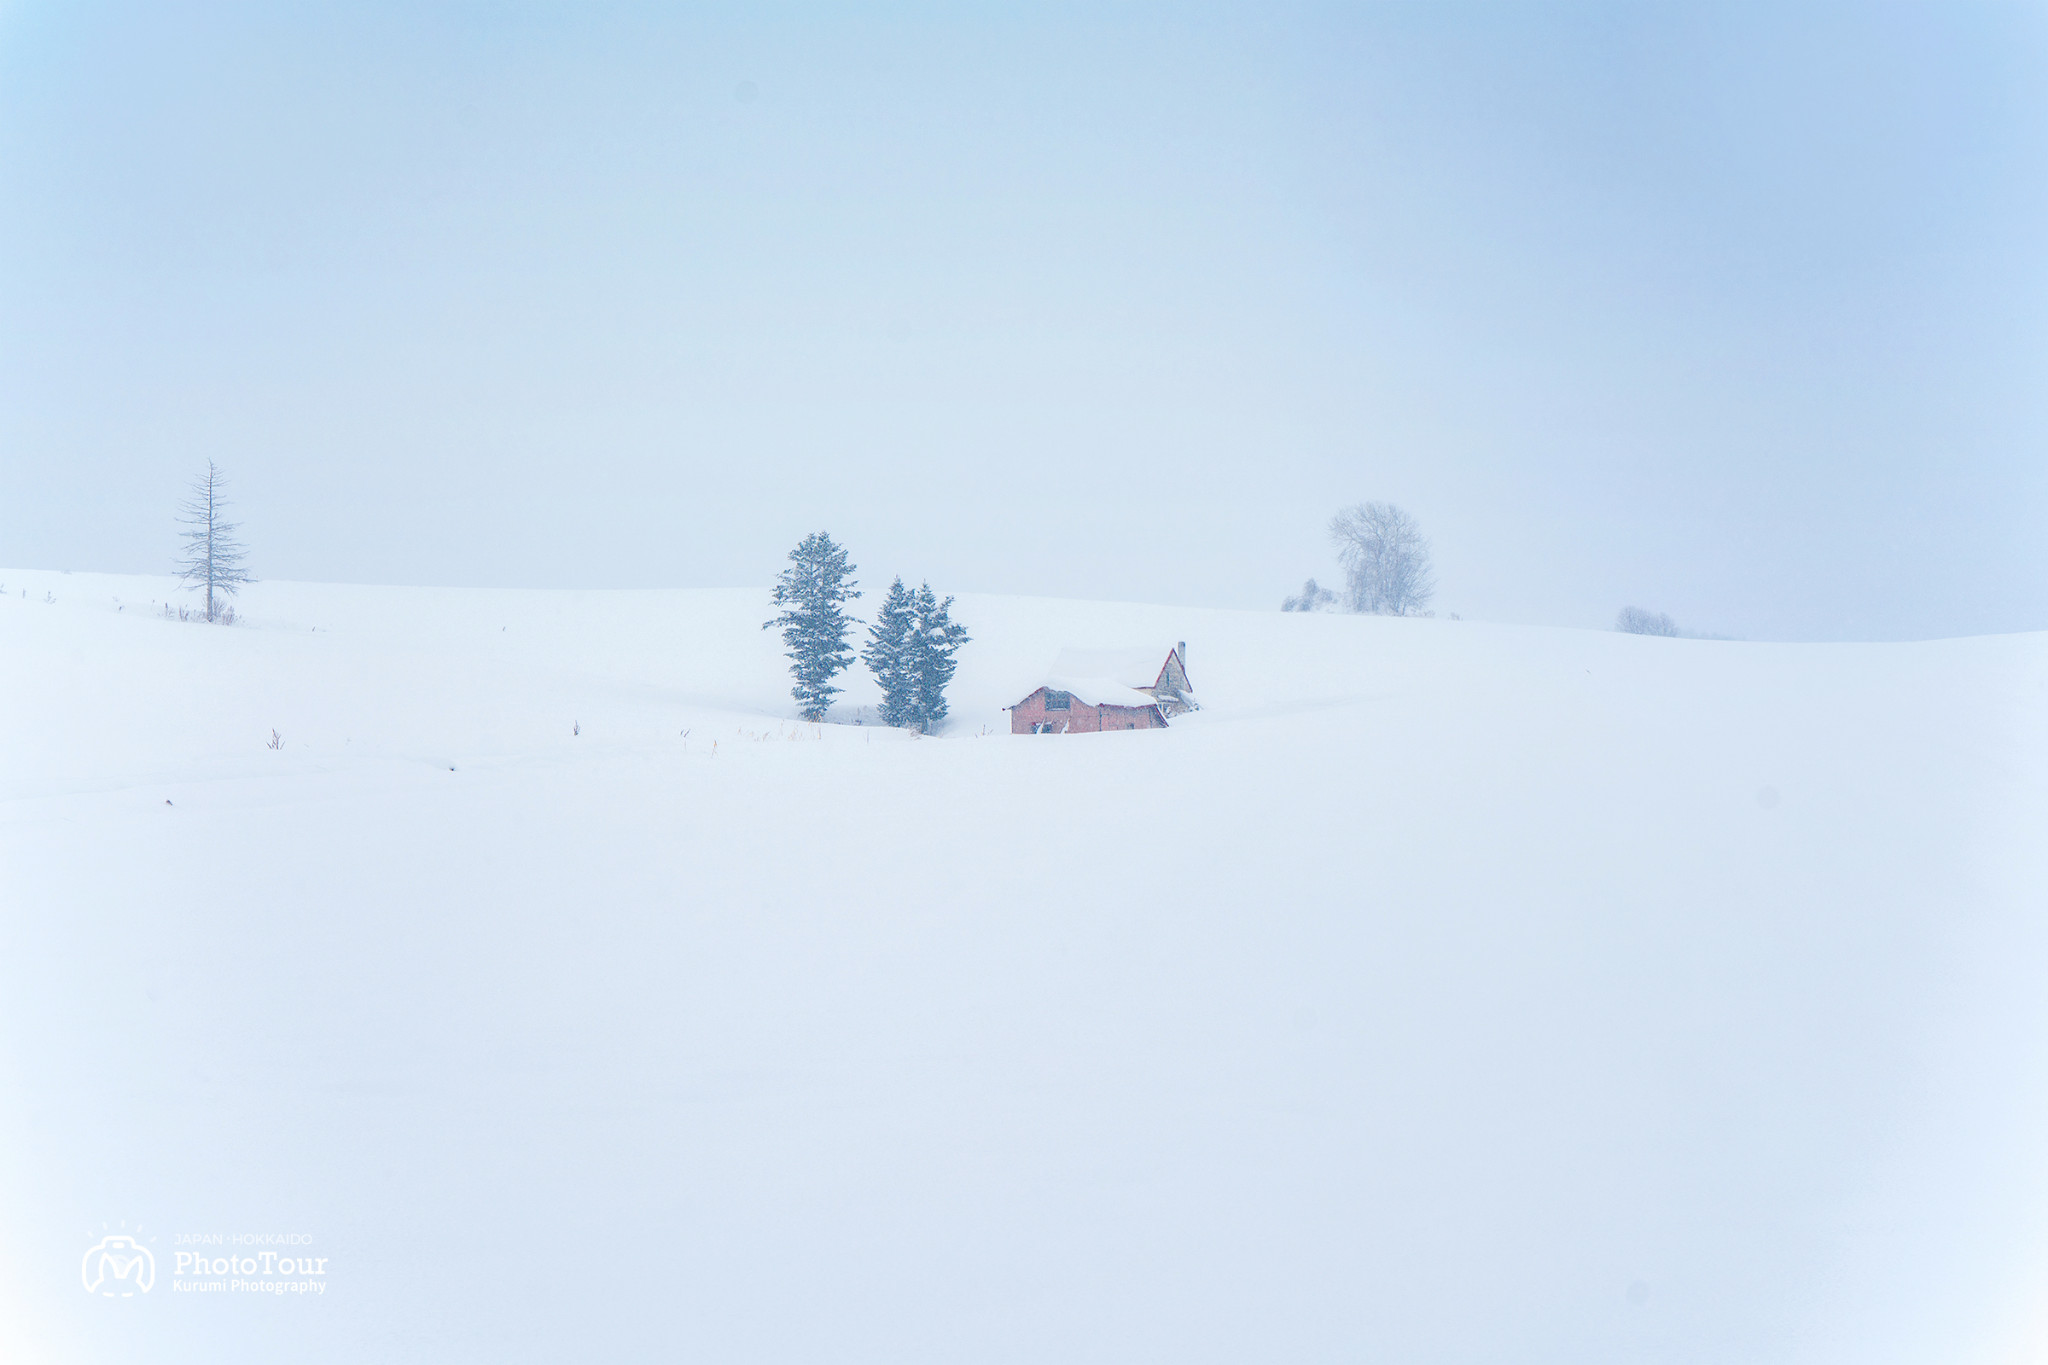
[[1009, 643, 1197, 735]]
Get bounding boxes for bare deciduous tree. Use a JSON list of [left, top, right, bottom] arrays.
[[176, 461, 253, 622], [1329, 502, 1436, 616], [1616, 606, 1680, 636]]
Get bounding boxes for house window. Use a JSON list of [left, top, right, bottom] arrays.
[[1043, 690, 1071, 710]]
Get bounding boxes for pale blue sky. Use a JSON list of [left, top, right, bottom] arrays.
[[2, 2, 2043, 639]]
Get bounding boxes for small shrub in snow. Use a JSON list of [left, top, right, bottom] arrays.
[[159, 599, 235, 625], [1281, 578, 1335, 612], [1616, 606, 1681, 637]]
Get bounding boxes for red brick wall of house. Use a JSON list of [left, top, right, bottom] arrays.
[[1009, 687, 1166, 734]]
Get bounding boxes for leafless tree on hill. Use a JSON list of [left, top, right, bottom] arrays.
[[1329, 502, 1436, 616], [176, 461, 253, 623]]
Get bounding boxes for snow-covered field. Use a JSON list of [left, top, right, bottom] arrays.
[[3, 568, 2044, 1364]]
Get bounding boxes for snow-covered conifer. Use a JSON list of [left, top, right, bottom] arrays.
[[905, 583, 969, 733], [862, 577, 918, 727], [763, 532, 861, 720], [176, 461, 253, 623]]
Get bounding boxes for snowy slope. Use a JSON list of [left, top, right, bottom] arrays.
[[3, 568, 2045, 1364]]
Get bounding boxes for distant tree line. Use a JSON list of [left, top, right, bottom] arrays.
[[1281, 507, 1724, 638], [765, 531, 970, 730]]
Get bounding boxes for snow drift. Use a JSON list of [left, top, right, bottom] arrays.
[[2, 569, 2044, 1363]]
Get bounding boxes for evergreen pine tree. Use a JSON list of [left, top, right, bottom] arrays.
[[763, 532, 861, 720], [862, 577, 918, 727], [905, 583, 969, 733]]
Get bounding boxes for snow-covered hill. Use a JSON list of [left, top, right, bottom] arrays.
[[4, 569, 2045, 1363]]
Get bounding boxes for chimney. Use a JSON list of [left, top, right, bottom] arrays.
[[1177, 640, 1186, 671]]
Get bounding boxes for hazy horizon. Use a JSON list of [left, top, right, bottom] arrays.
[[3, 2, 2044, 642]]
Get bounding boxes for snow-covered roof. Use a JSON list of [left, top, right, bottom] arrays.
[[1040, 676, 1163, 709], [1046, 646, 1180, 691], [1002, 644, 1187, 711]]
